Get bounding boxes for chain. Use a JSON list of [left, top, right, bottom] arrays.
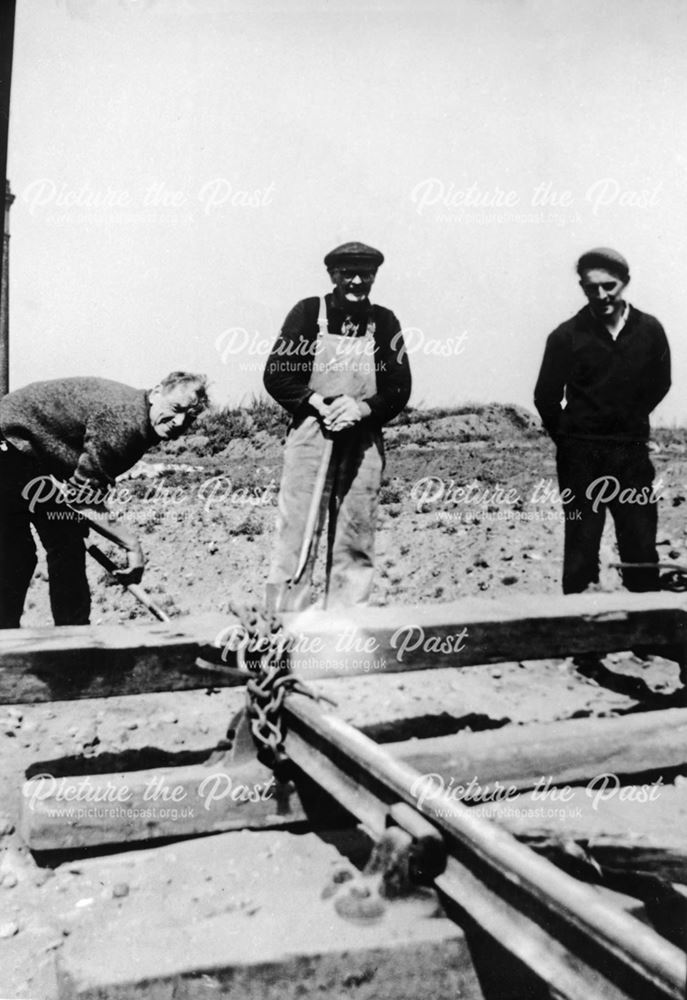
[[660, 569, 687, 593], [227, 603, 330, 771]]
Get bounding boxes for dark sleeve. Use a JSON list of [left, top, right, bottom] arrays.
[[71, 418, 128, 490], [534, 328, 569, 440], [364, 309, 412, 425], [69, 392, 152, 495], [69, 411, 141, 494], [263, 299, 320, 416], [643, 321, 671, 413]]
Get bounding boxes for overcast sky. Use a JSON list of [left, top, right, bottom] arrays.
[[7, 0, 687, 422]]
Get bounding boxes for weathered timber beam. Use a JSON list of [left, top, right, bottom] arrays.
[[527, 834, 687, 885], [389, 707, 687, 792], [287, 592, 687, 678], [19, 707, 687, 852], [0, 614, 235, 703], [21, 757, 309, 852], [1, 592, 686, 703], [479, 782, 687, 884]]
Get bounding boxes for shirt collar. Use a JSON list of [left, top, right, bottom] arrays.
[[606, 300, 631, 339], [588, 301, 630, 339]]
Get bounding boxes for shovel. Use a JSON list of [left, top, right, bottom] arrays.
[[293, 433, 334, 585], [267, 432, 334, 613]]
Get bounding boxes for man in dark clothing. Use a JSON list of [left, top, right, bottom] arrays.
[[0, 372, 208, 627], [534, 248, 671, 595], [263, 288, 411, 427], [264, 241, 411, 611]]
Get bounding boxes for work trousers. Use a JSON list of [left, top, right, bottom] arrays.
[[0, 446, 90, 627], [267, 416, 384, 611], [555, 439, 659, 594]]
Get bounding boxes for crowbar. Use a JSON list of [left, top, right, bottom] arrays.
[[610, 562, 687, 594], [610, 561, 687, 572], [48, 475, 170, 622], [86, 541, 171, 623]]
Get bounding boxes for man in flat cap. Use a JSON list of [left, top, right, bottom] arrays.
[[0, 372, 209, 627], [264, 241, 411, 611], [535, 248, 671, 599]]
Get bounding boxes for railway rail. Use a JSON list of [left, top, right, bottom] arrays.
[[1, 590, 687, 999]]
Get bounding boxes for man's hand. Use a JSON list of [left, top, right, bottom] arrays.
[[309, 392, 333, 420], [105, 526, 145, 585], [113, 537, 145, 586], [322, 395, 364, 433], [50, 477, 146, 585]]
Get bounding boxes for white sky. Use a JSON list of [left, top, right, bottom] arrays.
[[7, 0, 687, 422]]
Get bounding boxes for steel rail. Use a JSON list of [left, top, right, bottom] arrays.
[[283, 693, 686, 1000]]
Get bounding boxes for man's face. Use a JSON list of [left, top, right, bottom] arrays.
[[149, 384, 201, 439], [330, 266, 377, 303], [579, 267, 627, 321]]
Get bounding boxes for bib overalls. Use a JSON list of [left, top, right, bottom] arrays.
[[267, 298, 384, 611]]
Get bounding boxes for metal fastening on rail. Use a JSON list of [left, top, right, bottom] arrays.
[[387, 801, 447, 885], [323, 802, 448, 925]]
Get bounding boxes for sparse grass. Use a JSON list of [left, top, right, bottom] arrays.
[[231, 511, 266, 539], [379, 478, 404, 505], [196, 396, 288, 453], [654, 426, 687, 448]]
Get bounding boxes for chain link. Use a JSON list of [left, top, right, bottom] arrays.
[[227, 603, 324, 771]]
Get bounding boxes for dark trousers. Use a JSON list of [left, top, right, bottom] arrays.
[[0, 446, 90, 628], [556, 440, 659, 594]]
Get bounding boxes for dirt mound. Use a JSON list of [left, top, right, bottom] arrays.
[[387, 403, 542, 449]]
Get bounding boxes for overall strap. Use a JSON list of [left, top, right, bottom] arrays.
[[316, 297, 328, 335]]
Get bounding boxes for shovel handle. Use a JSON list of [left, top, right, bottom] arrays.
[[292, 436, 334, 585]]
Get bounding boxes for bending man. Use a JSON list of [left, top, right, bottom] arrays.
[[0, 372, 208, 627]]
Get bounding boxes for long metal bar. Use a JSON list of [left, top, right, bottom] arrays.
[[86, 542, 171, 623], [50, 476, 172, 621], [284, 693, 686, 1000], [0, 0, 16, 396]]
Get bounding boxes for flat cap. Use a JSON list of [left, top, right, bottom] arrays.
[[577, 247, 630, 282], [324, 241, 384, 270]]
